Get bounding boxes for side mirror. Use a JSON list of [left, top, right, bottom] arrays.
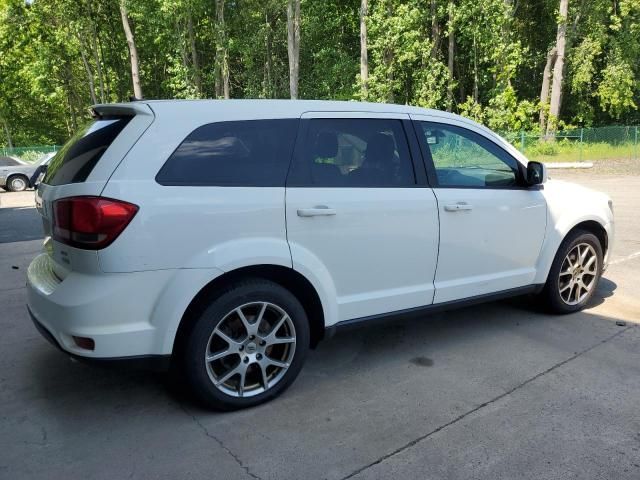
[[526, 161, 547, 185]]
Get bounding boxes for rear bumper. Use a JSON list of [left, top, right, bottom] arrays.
[[26, 252, 176, 360], [28, 307, 170, 370]]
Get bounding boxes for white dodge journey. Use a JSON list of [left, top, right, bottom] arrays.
[[27, 100, 614, 410]]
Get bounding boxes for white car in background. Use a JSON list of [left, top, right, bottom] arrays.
[[26, 100, 614, 410]]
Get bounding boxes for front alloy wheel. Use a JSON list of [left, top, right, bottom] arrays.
[[181, 279, 309, 410], [540, 229, 603, 314], [558, 243, 598, 306]]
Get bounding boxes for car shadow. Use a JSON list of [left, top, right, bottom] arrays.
[[0, 206, 43, 243], [28, 279, 620, 417]]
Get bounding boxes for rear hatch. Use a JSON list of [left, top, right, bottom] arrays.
[[35, 103, 154, 278]]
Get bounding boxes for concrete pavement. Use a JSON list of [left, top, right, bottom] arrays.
[[0, 176, 638, 480]]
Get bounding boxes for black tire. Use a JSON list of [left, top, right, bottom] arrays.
[[539, 230, 603, 314], [7, 175, 29, 192], [180, 278, 310, 411]]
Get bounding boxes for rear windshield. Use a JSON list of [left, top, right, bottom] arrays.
[[43, 116, 131, 186]]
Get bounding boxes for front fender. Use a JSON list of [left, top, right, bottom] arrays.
[[533, 179, 613, 284]]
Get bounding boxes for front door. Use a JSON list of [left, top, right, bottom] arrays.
[[412, 118, 547, 304], [286, 113, 440, 323]]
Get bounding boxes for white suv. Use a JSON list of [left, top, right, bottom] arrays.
[[27, 100, 614, 410]]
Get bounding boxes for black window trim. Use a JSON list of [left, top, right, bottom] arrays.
[[412, 120, 533, 190], [286, 116, 428, 188], [155, 118, 301, 187]]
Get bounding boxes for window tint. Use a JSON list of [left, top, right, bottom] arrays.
[[418, 122, 520, 188], [291, 118, 415, 187], [156, 119, 298, 186], [44, 117, 132, 186]]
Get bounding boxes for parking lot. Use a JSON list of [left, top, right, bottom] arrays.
[[1, 171, 639, 480]]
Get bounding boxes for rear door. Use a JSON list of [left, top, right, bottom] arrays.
[[35, 103, 154, 276], [286, 112, 440, 323], [412, 116, 547, 303]]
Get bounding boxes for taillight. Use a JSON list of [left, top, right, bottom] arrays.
[[53, 196, 138, 250]]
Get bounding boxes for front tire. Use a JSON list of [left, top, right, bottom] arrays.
[[540, 230, 603, 314], [180, 279, 310, 410]]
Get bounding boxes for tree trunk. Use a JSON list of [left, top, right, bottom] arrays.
[[120, 0, 143, 99], [547, 0, 569, 135], [264, 12, 274, 98], [287, 0, 301, 99], [77, 36, 98, 105], [447, 0, 455, 111], [472, 32, 478, 102], [384, 1, 394, 103], [539, 47, 557, 131], [85, 1, 105, 102], [430, 0, 441, 59], [360, 0, 368, 97], [215, 0, 230, 99], [2, 120, 13, 149], [187, 11, 202, 96], [499, 0, 514, 89]]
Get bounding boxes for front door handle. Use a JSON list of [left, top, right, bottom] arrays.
[[297, 206, 337, 217], [444, 202, 473, 212]]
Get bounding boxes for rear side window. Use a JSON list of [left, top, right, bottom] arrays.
[[156, 119, 299, 187], [44, 117, 132, 186], [289, 118, 416, 187]]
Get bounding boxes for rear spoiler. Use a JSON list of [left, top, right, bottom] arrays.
[[92, 103, 154, 119]]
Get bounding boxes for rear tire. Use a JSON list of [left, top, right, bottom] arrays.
[[180, 279, 310, 410], [7, 175, 29, 192], [540, 230, 603, 314]]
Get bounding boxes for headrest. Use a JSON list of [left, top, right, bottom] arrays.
[[365, 133, 395, 164], [313, 131, 339, 158]]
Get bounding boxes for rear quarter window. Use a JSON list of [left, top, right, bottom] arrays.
[[44, 117, 132, 186], [155, 119, 299, 187]]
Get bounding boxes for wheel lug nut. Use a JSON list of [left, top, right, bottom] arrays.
[[243, 357, 249, 363], [260, 340, 266, 346], [239, 345, 244, 351], [250, 335, 255, 340], [256, 353, 262, 360]]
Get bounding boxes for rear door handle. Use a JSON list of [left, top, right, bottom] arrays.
[[444, 202, 473, 212], [297, 206, 337, 217]]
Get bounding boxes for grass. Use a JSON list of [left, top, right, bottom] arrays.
[[521, 141, 638, 163]]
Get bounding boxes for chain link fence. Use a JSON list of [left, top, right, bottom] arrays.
[[1, 145, 59, 163], [502, 126, 639, 163]]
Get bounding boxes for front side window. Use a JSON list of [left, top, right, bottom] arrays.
[[290, 118, 415, 187], [156, 119, 298, 186], [417, 122, 520, 188]]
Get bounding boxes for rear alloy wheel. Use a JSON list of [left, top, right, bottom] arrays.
[[540, 230, 603, 314], [181, 279, 309, 410], [205, 301, 297, 398], [7, 176, 28, 192]]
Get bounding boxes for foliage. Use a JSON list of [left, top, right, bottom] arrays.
[[0, 0, 639, 146]]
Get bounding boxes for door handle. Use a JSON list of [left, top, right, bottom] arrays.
[[297, 206, 337, 217], [444, 202, 473, 212]]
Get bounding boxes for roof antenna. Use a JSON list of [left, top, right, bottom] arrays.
[[129, 96, 143, 102]]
